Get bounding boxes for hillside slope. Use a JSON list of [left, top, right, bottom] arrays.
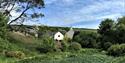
[[0, 32, 125, 63], [15, 49, 125, 63]]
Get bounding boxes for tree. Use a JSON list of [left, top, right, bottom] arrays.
[[98, 19, 116, 42], [0, 0, 45, 25], [98, 19, 115, 35], [97, 19, 116, 49], [0, 13, 8, 38], [117, 16, 125, 25], [115, 16, 125, 43], [73, 31, 98, 48], [98, 16, 125, 49]]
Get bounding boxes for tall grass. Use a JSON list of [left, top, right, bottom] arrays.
[[15, 49, 124, 63]]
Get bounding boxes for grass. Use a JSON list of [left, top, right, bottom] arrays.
[[0, 40, 125, 63], [14, 49, 125, 63], [0, 55, 16, 63], [0, 32, 125, 63]]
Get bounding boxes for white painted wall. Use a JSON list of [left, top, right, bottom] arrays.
[[54, 32, 64, 41]]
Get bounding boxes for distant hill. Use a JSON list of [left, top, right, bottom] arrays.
[[9, 25, 97, 33]]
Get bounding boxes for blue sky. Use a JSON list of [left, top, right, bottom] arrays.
[[11, 0, 125, 29]]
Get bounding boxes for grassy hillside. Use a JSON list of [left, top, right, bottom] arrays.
[[13, 49, 125, 63], [0, 32, 41, 63], [0, 32, 125, 63]]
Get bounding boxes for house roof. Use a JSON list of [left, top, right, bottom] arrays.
[[65, 28, 75, 39]]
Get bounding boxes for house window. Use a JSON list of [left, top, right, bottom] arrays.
[[58, 35, 60, 37]]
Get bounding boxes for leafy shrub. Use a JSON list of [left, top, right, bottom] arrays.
[[61, 41, 69, 51], [36, 35, 56, 53], [0, 13, 8, 39], [69, 42, 81, 51], [4, 51, 25, 59], [36, 46, 55, 53], [112, 56, 125, 63], [0, 37, 28, 52], [103, 42, 112, 50], [73, 31, 98, 48], [98, 17, 125, 47], [0, 37, 10, 50], [107, 44, 125, 56]]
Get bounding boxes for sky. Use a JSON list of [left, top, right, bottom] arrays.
[[12, 0, 125, 29]]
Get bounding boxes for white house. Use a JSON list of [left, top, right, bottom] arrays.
[[65, 28, 75, 40], [54, 32, 64, 41]]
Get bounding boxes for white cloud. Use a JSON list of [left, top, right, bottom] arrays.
[[73, 24, 98, 29], [62, 0, 74, 3], [45, 0, 57, 5], [64, 0, 124, 23], [45, 0, 75, 5], [73, 25, 87, 28], [52, 0, 125, 28], [96, 14, 123, 20], [79, 0, 124, 14]]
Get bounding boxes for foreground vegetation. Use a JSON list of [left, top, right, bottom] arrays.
[[0, 29, 125, 63], [1, 48, 125, 63], [15, 49, 125, 63]]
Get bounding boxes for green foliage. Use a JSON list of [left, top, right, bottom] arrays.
[[107, 44, 125, 56], [14, 49, 121, 63], [69, 42, 82, 51], [117, 16, 125, 25], [98, 19, 114, 35], [36, 35, 56, 53], [98, 16, 125, 49], [74, 31, 99, 48], [0, 37, 10, 51], [0, 13, 8, 38], [115, 18, 125, 43], [98, 19, 115, 43], [5, 51, 25, 59], [61, 41, 69, 52], [60, 37, 71, 51], [111, 56, 125, 63], [103, 42, 112, 50], [0, 37, 23, 51], [0, 35, 38, 58]]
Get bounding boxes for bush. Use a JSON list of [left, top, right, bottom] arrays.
[[103, 42, 112, 50], [4, 51, 25, 59], [0, 13, 8, 39], [69, 42, 81, 51], [36, 35, 56, 53], [73, 31, 98, 48], [0, 37, 10, 50], [107, 44, 125, 56], [36, 46, 55, 53], [61, 41, 69, 51]]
